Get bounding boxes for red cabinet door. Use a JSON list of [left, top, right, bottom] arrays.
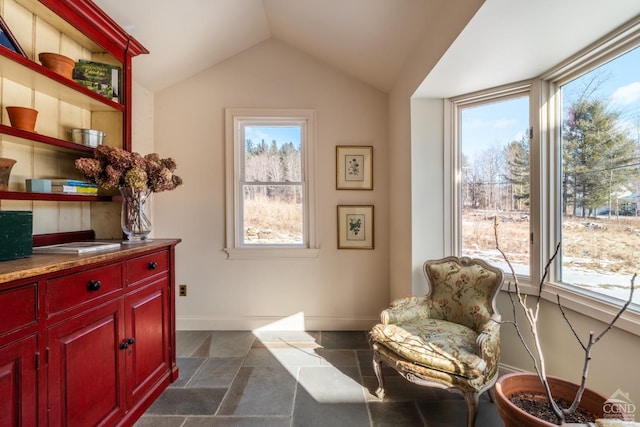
[[0, 334, 38, 427], [47, 300, 125, 427], [124, 277, 169, 407]]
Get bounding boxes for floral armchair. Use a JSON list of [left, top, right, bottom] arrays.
[[369, 256, 503, 427]]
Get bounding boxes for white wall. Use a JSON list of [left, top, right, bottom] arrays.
[[498, 293, 640, 408], [410, 98, 445, 295], [388, 0, 485, 300], [152, 39, 390, 331]]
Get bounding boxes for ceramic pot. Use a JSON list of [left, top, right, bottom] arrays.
[[38, 52, 75, 79], [495, 373, 625, 426], [6, 106, 38, 132], [0, 157, 17, 191]]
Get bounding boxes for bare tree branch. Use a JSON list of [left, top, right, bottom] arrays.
[[494, 219, 636, 424]]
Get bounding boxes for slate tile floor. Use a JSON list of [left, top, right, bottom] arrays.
[[135, 330, 504, 427]]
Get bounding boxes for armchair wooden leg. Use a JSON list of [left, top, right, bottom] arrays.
[[372, 355, 386, 398], [464, 392, 479, 427], [487, 386, 495, 403]]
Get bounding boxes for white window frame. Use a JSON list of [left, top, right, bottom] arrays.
[[224, 108, 319, 260], [446, 18, 640, 335], [449, 83, 537, 282]]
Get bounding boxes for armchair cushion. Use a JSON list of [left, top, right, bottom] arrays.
[[370, 319, 486, 379]]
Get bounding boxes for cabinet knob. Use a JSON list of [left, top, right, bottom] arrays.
[[120, 338, 135, 350], [87, 280, 102, 291], [148, 261, 158, 270]]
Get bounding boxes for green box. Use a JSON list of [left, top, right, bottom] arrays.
[[0, 211, 33, 261]]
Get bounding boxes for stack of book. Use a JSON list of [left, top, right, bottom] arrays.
[[72, 59, 121, 103], [50, 179, 98, 195]]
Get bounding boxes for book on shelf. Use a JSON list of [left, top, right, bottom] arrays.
[[51, 185, 98, 194], [50, 179, 97, 188], [72, 59, 121, 102], [33, 241, 121, 254]]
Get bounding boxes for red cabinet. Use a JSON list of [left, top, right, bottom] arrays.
[[0, 281, 39, 427], [125, 277, 169, 407], [0, 240, 179, 427], [47, 299, 126, 427], [0, 334, 38, 427]]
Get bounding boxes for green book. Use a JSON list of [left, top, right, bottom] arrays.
[[73, 59, 121, 102]]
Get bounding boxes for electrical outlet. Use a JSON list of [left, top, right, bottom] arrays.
[[179, 284, 187, 297]]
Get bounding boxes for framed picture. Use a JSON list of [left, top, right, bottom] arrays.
[[336, 145, 372, 190], [337, 205, 374, 249], [0, 16, 25, 57]]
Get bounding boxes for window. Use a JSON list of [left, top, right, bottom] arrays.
[[557, 46, 640, 304], [450, 21, 640, 313], [225, 109, 318, 259], [457, 93, 531, 277]]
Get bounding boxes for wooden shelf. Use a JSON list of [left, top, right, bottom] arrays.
[[13, 0, 148, 60], [14, 0, 106, 53], [0, 48, 123, 112], [0, 190, 114, 202], [0, 124, 95, 153]]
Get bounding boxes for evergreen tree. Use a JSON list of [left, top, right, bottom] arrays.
[[505, 134, 530, 210], [563, 97, 638, 217]]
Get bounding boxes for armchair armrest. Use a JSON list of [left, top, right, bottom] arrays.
[[475, 313, 501, 377], [380, 296, 429, 324]]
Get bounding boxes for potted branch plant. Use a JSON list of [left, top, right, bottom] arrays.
[[492, 220, 636, 426]]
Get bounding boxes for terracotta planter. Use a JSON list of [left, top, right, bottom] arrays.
[[495, 373, 618, 426], [6, 106, 38, 132], [0, 157, 17, 191], [38, 52, 75, 79]]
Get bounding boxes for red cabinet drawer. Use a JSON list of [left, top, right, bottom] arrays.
[[126, 250, 168, 285], [0, 283, 37, 335], [47, 264, 123, 317]]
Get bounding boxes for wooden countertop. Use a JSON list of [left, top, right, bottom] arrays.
[[0, 239, 181, 284]]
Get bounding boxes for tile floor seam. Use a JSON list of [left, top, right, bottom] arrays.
[[181, 357, 207, 389], [357, 348, 376, 427], [290, 365, 300, 427], [415, 400, 428, 427], [211, 334, 256, 417]]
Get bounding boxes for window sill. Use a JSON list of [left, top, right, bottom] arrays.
[[500, 281, 640, 336], [224, 247, 320, 260]]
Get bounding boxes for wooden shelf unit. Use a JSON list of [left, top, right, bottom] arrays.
[[0, 0, 148, 242]]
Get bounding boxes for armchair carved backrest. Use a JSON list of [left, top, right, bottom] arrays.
[[423, 256, 503, 332]]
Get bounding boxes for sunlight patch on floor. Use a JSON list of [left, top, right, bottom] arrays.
[[252, 312, 367, 404]]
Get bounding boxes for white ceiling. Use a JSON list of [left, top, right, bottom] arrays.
[[415, 0, 640, 98], [93, 0, 640, 96], [93, 0, 442, 93]]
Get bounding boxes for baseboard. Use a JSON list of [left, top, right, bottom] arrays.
[[176, 315, 379, 331], [499, 362, 526, 375]]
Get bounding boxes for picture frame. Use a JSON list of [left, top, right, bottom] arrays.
[[0, 16, 26, 57], [337, 205, 374, 249], [336, 145, 372, 190]]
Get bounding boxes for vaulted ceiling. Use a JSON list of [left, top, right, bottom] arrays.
[[93, 0, 640, 97]]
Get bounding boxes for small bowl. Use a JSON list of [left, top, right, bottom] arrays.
[[38, 52, 75, 79], [71, 128, 105, 147], [6, 106, 38, 132]]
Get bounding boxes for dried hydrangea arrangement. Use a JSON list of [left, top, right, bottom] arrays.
[[76, 145, 182, 242], [75, 145, 182, 193]]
